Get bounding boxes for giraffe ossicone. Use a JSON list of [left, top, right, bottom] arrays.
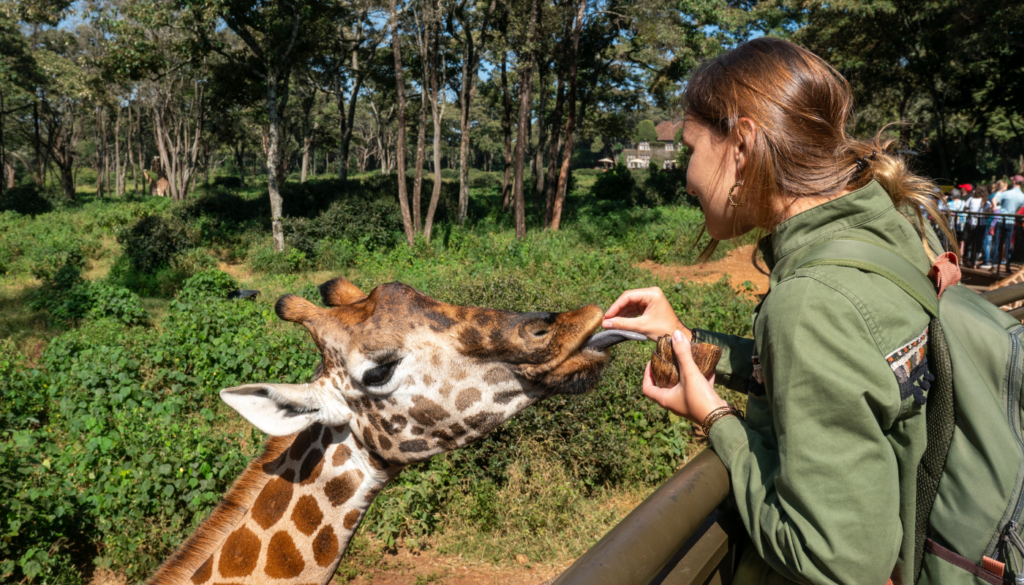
[[150, 277, 629, 585]]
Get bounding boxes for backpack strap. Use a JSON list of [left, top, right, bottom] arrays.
[[790, 239, 939, 317], [791, 239, 954, 585]]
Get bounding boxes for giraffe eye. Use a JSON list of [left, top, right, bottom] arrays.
[[362, 359, 401, 387]]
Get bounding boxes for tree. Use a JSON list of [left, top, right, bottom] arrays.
[[180, 0, 333, 251], [390, 0, 415, 246], [633, 119, 657, 143]]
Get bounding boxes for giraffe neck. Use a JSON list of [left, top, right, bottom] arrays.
[[149, 423, 401, 585]]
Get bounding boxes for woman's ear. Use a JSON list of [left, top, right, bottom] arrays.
[[734, 117, 758, 174]]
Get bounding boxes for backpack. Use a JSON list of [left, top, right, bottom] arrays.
[[793, 239, 1024, 585]]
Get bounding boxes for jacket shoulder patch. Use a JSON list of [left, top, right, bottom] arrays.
[[885, 327, 932, 405]]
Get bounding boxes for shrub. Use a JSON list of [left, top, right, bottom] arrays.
[[211, 175, 243, 188], [591, 164, 639, 203], [0, 184, 57, 216], [285, 198, 400, 258], [176, 269, 239, 303], [170, 248, 218, 277], [642, 165, 689, 206], [86, 282, 148, 327], [117, 215, 193, 274], [28, 242, 92, 326]]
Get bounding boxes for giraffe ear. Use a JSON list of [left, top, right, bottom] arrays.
[[319, 277, 367, 306], [220, 383, 351, 436]]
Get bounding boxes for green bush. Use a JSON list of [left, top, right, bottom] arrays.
[[86, 283, 149, 327], [591, 164, 640, 203], [27, 242, 92, 326], [0, 185, 57, 216], [117, 215, 193, 274], [176, 269, 239, 303]]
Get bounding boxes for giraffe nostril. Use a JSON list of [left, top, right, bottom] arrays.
[[532, 329, 549, 337]]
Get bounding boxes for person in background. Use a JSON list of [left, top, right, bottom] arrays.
[[966, 185, 988, 267], [981, 181, 1007, 269], [993, 175, 1024, 267], [948, 188, 966, 255]]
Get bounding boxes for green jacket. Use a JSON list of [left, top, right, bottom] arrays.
[[695, 181, 938, 585]]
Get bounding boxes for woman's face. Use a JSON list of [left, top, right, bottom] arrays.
[[681, 116, 758, 240]]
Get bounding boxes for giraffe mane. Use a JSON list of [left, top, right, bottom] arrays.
[[148, 434, 296, 585]]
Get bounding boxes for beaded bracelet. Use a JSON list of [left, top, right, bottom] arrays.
[[701, 403, 743, 437]]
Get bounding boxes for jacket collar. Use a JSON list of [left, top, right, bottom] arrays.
[[758, 180, 896, 273]]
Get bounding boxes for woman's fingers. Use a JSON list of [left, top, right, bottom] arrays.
[[604, 289, 654, 320], [671, 330, 705, 381]]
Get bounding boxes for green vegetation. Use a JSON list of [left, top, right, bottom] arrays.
[[0, 172, 754, 584]]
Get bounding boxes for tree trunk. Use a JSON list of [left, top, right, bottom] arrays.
[[412, 59, 428, 233], [512, 0, 541, 239], [114, 105, 123, 197], [390, 0, 414, 243], [127, 101, 138, 196], [544, 70, 566, 226], [266, 77, 286, 252], [454, 0, 497, 225], [533, 63, 551, 211], [423, 18, 446, 244], [95, 107, 106, 198], [550, 0, 586, 231], [500, 51, 513, 210]]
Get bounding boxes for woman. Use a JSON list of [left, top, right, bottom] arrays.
[[965, 185, 989, 267], [981, 182, 1006, 269], [603, 38, 955, 584]]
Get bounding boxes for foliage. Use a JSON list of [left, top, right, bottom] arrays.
[[633, 119, 658, 143], [117, 214, 193, 274]]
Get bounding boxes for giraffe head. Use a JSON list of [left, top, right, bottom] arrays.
[[221, 277, 614, 465]]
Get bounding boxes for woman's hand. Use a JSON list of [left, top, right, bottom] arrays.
[[642, 330, 728, 424], [603, 287, 689, 341]]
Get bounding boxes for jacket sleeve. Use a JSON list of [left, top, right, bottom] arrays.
[[707, 275, 902, 585], [692, 328, 754, 393]]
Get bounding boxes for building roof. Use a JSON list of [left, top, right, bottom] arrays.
[[656, 120, 684, 142]]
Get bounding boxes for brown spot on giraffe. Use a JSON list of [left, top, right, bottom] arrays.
[[332, 444, 352, 467], [298, 448, 324, 485], [362, 428, 377, 450], [190, 556, 213, 584], [264, 531, 305, 578], [455, 387, 481, 411], [291, 494, 323, 536], [399, 439, 429, 453], [325, 469, 363, 506], [312, 525, 339, 567], [438, 382, 454, 398], [465, 412, 500, 433], [484, 366, 514, 385], [251, 474, 295, 530], [367, 451, 389, 470], [343, 509, 361, 529], [409, 396, 448, 426], [377, 434, 393, 450], [289, 427, 317, 461], [449, 422, 468, 438], [411, 426, 425, 435], [494, 389, 522, 405], [218, 526, 260, 577], [320, 426, 333, 448]]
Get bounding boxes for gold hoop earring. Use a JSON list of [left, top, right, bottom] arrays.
[[727, 181, 743, 207]]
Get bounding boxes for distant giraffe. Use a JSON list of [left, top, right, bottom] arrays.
[[144, 157, 170, 197], [149, 277, 628, 585]]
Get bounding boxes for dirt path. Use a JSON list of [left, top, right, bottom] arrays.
[[638, 244, 769, 296]]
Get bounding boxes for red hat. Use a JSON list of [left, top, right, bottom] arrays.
[[1012, 175, 1024, 183], [958, 183, 973, 192]]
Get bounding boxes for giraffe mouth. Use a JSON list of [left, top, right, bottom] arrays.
[[581, 330, 648, 352]]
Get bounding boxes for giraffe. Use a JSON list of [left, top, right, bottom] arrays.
[[144, 157, 171, 197], [149, 276, 641, 585], [987, 265, 1024, 311]]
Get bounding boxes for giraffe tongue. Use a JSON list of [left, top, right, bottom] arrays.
[[582, 330, 648, 351]]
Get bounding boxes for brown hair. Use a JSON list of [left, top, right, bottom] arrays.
[[684, 37, 954, 260]]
